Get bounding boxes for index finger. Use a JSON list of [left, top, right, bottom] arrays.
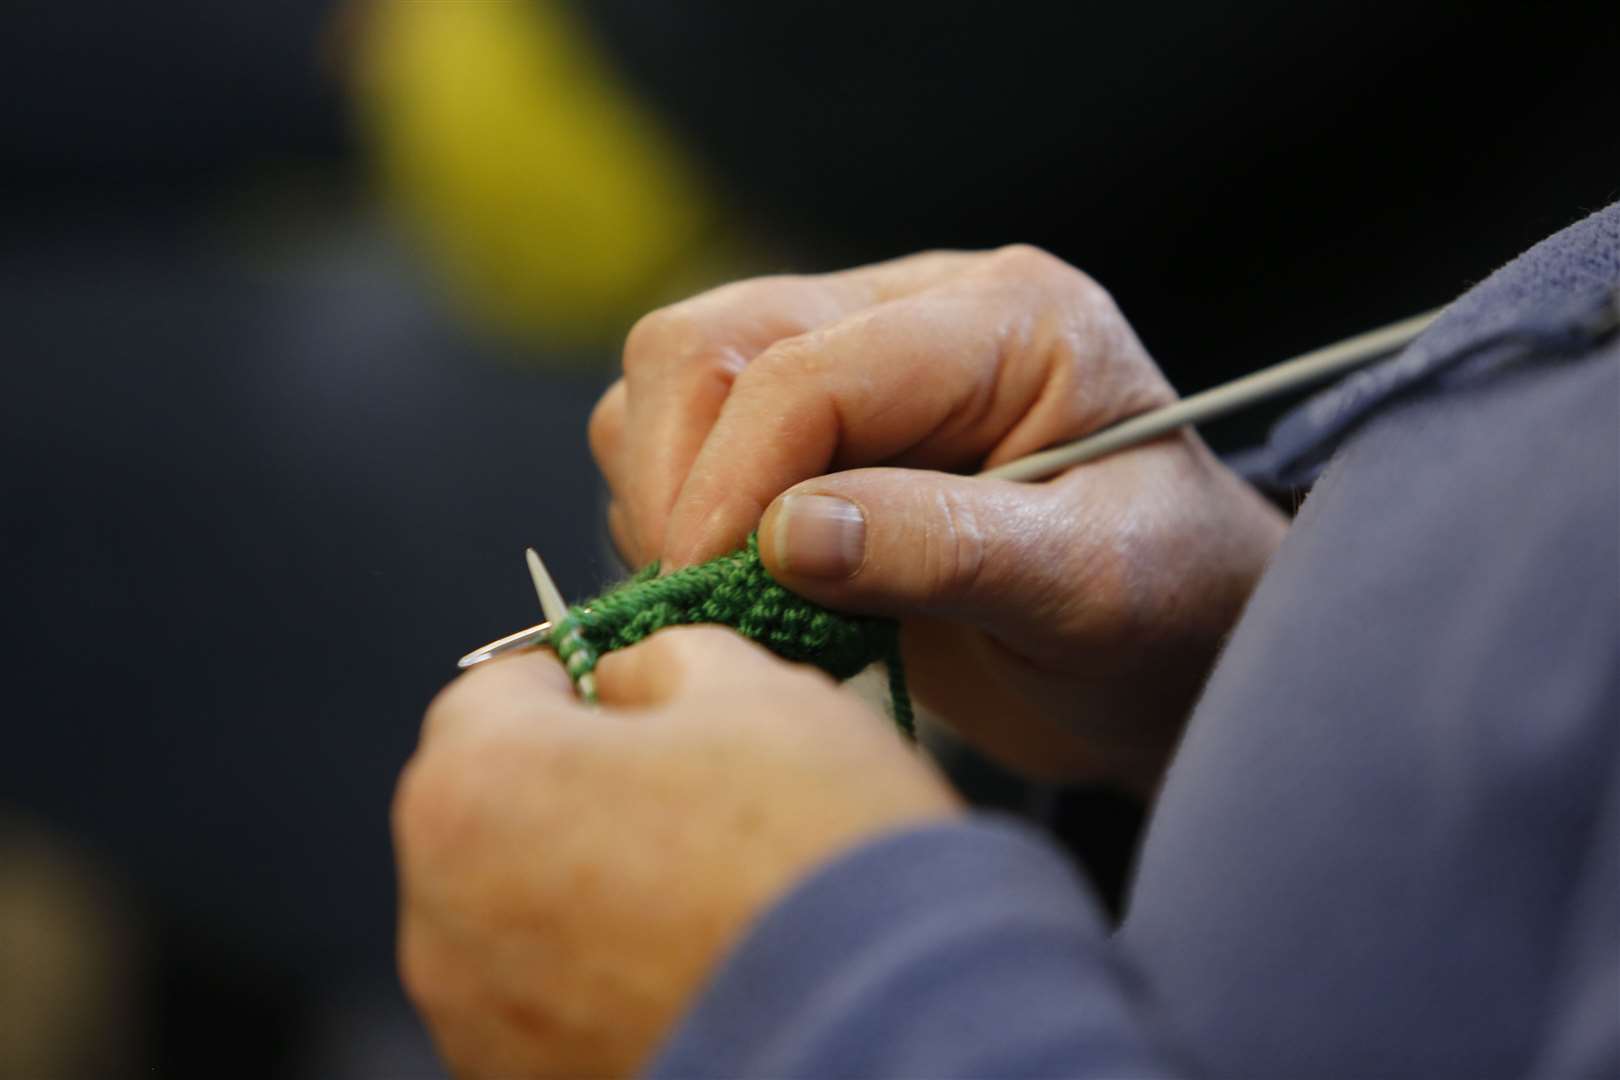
[[659, 248, 1166, 568], [418, 650, 581, 748], [592, 625, 804, 710], [616, 251, 980, 561]]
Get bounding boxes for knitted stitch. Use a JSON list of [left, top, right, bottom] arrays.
[[546, 535, 913, 736]]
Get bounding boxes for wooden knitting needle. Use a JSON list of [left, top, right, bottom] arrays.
[[458, 305, 1439, 669]]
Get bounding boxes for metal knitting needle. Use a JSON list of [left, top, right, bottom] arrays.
[[981, 306, 1440, 481], [450, 549, 569, 670], [525, 547, 570, 629], [457, 305, 1440, 669], [457, 620, 552, 669], [527, 547, 598, 702]]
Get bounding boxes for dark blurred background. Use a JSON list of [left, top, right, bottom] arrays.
[[2, 1, 1615, 1075]]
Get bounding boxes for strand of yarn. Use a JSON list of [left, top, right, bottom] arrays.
[[546, 535, 914, 737]]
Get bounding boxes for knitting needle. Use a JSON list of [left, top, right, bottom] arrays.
[[527, 547, 599, 702], [450, 550, 569, 670], [457, 305, 1439, 669], [981, 306, 1440, 481], [525, 547, 570, 629], [457, 620, 552, 669]]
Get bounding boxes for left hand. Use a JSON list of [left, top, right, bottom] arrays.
[[586, 248, 1285, 794], [394, 627, 960, 1078]]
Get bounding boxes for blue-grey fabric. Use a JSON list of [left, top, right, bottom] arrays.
[[648, 202, 1620, 1079]]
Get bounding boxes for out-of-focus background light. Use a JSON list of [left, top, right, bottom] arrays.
[[1, 1, 1615, 1075], [352, 0, 727, 347]]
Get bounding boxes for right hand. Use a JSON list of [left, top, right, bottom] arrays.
[[588, 246, 1286, 796], [397, 629, 958, 1079]]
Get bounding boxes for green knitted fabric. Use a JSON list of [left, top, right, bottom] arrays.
[[545, 534, 913, 736]]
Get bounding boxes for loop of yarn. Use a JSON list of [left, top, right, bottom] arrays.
[[546, 535, 914, 736]]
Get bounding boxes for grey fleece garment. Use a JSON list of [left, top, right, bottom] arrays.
[[649, 202, 1620, 1079]]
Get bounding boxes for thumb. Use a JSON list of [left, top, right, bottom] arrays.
[[758, 467, 1079, 637]]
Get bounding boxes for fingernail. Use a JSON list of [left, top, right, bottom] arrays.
[[774, 494, 866, 578]]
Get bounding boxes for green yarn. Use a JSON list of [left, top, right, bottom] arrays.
[[545, 534, 913, 736]]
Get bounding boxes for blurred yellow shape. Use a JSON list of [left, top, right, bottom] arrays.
[[355, 0, 721, 350]]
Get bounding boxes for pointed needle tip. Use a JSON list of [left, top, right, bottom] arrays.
[[524, 547, 570, 627]]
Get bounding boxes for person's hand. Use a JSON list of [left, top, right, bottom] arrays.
[[395, 628, 959, 1079], [588, 247, 1286, 795]]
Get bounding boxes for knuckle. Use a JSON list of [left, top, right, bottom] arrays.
[[606, 500, 638, 563], [921, 486, 989, 605], [397, 926, 452, 1018], [585, 384, 624, 462], [417, 680, 459, 745], [625, 303, 752, 391], [641, 625, 776, 692], [1068, 269, 1120, 324], [988, 243, 1115, 311], [988, 242, 1063, 280], [418, 664, 498, 744], [623, 305, 702, 373], [395, 730, 548, 878], [391, 750, 466, 865], [653, 624, 739, 663]]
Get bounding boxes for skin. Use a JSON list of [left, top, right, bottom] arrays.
[[397, 246, 1287, 1075], [589, 246, 1287, 794], [396, 630, 960, 1078]]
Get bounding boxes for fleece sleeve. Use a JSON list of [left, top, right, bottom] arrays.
[[644, 815, 1183, 1079]]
